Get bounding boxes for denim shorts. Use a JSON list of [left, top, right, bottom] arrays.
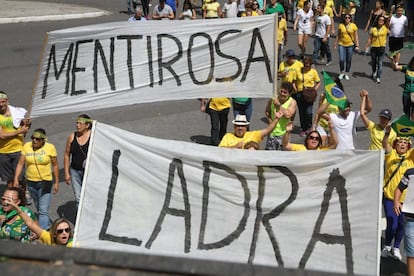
[[405, 218, 414, 257]]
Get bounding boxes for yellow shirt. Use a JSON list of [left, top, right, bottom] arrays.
[[22, 142, 57, 182], [370, 26, 388, 48], [219, 130, 262, 147], [338, 23, 358, 47], [278, 18, 287, 45], [278, 60, 303, 88], [367, 120, 396, 150], [297, 68, 320, 92], [318, 99, 339, 131], [324, 6, 334, 18], [209, 98, 231, 111], [383, 149, 414, 201], [205, 2, 220, 18], [0, 114, 24, 154]]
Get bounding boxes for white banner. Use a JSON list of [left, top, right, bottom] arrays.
[[74, 122, 382, 275], [30, 16, 275, 117]]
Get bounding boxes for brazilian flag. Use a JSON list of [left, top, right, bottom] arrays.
[[392, 114, 414, 137], [323, 71, 348, 109]]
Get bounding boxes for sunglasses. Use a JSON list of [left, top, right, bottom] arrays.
[[56, 227, 70, 234], [308, 136, 320, 141], [345, 16, 351, 19]]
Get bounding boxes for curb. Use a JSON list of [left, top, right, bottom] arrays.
[[0, 11, 110, 24]]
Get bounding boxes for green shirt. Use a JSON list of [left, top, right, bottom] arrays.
[[0, 207, 36, 243], [265, 3, 285, 15], [402, 65, 414, 95]]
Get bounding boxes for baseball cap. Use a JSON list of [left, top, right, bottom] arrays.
[[379, 109, 392, 120], [285, 49, 296, 58]]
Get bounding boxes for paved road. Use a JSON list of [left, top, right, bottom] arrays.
[[0, 1, 412, 275]]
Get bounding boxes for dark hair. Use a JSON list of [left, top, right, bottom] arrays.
[[33, 128, 46, 135], [302, 55, 314, 65], [280, 82, 294, 94], [5, 187, 26, 206], [304, 131, 322, 149], [374, 15, 386, 28], [375, 0, 384, 9], [341, 13, 353, 23], [78, 114, 92, 129], [182, 0, 193, 10]]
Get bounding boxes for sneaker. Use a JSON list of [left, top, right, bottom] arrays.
[[338, 73, 345, 80], [25, 190, 32, 206], [376, 78, 381, 84], [326, 61, 332, 66], [381, 245, 391, 258], [372, 71, 377, 78], [344, 74, 350, 80], [392, 248, 402, 261]]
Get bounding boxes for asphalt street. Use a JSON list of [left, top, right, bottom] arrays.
[[0, 0, 412, 274]]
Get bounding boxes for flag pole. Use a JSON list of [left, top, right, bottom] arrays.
[[273, 12, 279, 99]]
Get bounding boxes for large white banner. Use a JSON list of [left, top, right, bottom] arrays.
[[30, 16, 275, 117], [74, 122, 382, 275]]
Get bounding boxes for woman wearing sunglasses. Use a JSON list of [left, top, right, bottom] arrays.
[[3, 197, 72, 246], [334, 13, 360, 81], [13, 129, 59, 230], [282, 119, 338, 151]]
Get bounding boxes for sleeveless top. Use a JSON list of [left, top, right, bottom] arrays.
[[70, 132, 90, 170]]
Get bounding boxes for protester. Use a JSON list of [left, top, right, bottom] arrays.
[[152, 0, 175, 20], [265, 0, 286, 16], [264, 82, 297, 150], [251, 1, 263, 15], [13, 129, 59, 230], [277, 49, 303, 94], [276, 12, 288, 65], [4, 196, 73, 247], [128, 7, 147, 21], [382, 128, 414, 261], [394, 167, 414, 274], [203, 0, 222, 18], [293, 0, 314, 57], [282, 120, 338, 150], [222, 0, 238, 18], [334, 13, 360, 81], [317, 89, 372, 149], [313, 3, 332, 66], [179, 0, 197, 19], [360, 96, 396, 150], [338, 0, 357, 21], [364, 0, 386, 32], [64, 115, 92, 212], [365, 15, 388, 84], [201, 98, 231, 146], [0, 187, 36, 243], [388, 4, 408, 66], [296, 56, 321, 136], [0, 91, 30, 189], [218, 113, 283, 148], [392, 56, 414, 121]]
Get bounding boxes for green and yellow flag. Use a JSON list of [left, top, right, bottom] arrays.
[[392, 114, 414, 137], [323, 71, 348, 109]]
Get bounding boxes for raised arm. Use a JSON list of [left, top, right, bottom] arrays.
[[6, 199, 44, 238], [327, 117, 338, 149], [260, 110, 283, 139], [282, 121, 294, 150], [382, 124, 393, 153], [359, 90, 370, 128]]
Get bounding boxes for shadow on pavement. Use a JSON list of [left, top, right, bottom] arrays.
[[56, 201, 77, 225], [380, 256, 407, 275], [191, 135, 211, 145]]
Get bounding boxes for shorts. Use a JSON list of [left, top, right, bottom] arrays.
[[265, 135, 283, 150], [298, 26, 312, 35], [389, 37, 404, 53], [405, 217, 414, 257], [0, 152, 21, 182]]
